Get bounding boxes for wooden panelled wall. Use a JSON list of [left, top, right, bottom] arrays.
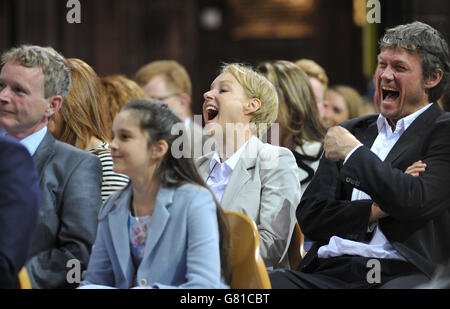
[[0, 0, 449, 116]]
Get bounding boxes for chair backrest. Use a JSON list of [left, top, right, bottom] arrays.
[[17, 267, 32, 289], [224, 211, 271, 289], [288, 221, 305, 270]]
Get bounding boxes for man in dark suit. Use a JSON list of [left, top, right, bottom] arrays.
[[0, 136, 40, 288], [0, 45, 102, 288], [270, 21, 450, 288]]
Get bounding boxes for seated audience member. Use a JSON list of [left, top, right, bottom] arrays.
[[48, 58, 129, 202], [269, 21, 450, 288], [257, 60, 326, 191], [0, 136, 40, 289], [101, 74, 148, 134], [133, 60, 204, 157], [322, 85, 364, 128], [80, 99, 231, 288], [196, 63, 301, 269], [0, 45, 102, 288], [295, 59, 329, 121], [257, 60, 327, 255]]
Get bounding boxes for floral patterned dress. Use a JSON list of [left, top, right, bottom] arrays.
[[128, 211, 152, 267]]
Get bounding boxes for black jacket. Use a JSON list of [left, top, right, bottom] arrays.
[[297, 103, 450, 278]]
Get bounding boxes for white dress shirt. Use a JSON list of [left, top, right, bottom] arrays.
[[206, 141, 249, 203], [318, 103, 432, 260]]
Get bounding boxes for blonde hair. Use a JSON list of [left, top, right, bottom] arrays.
[[1, 45, 71, 100], [101, 74, 148, 128], [328, 85, 364, 119], [295, 59, 329, 92], [133, 60, 192, 96], [55, 58, 110, 149], [221, 63, 279, 136]]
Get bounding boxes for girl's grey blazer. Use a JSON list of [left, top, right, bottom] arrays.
[[80, 183, 227, 289]]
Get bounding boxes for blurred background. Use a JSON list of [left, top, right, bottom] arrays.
[[0, 0, 449, 115]]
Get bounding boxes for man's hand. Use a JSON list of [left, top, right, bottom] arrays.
[[369, 203, 388, 225], [404, 160, 427, 177], [324, 126, 361, 162]]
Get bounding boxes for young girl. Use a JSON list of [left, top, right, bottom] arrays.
[[80, 99, 230, 288]]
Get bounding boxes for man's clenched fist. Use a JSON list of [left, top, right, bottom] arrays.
[[324, 126, 361, 162]]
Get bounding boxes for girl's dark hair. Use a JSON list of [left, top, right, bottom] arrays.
[[121, 99, 231, 284]]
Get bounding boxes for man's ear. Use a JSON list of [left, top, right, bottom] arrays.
[[244, 98, 261, 115], [424, 69, 443, 89], [45, 95, 63, 118], [150, 139, 169, 160]]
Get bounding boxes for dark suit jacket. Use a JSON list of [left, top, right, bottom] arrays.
[[297, 103, 450, 278], [0, 136, 40, 288], [26, 130, 102, 288]]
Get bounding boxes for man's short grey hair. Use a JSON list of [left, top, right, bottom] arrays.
[[1, 45, 71, 100], [379, 21, 450, 103]]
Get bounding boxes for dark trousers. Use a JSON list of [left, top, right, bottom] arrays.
[[269, 255, 429, 289]]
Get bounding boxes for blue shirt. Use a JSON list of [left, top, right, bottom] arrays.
[[19, 126, 47, 156], [0, 125, 47, 156]]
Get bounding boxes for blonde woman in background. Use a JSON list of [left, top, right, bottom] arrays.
[[322, 85, 364, 128], [257, 60, 326, 191], [101, 74, 148, 137], [295, 59, 329, 121]]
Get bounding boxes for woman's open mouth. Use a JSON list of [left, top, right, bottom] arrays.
[[205, 105, 219, 122]]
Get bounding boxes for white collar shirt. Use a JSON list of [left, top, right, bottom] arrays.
[[1, 125, 47, 156], [206, 141, 249, 203]]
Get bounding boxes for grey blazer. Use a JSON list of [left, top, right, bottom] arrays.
[[196, 135, 302, 269], [26, 130, 102, 288]]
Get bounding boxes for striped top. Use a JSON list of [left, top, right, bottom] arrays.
[[89, 142, 129, 202]]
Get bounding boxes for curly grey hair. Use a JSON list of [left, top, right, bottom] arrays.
[[379, 21, 450, 103], [2, 45, 71, 100]]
